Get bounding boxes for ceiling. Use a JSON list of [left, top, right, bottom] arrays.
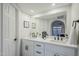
[[36, 12, 66, 20], [14, 3, 71, 16]]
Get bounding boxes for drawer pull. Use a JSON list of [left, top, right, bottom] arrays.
[[36, 44, 41, 47], [36, 51, 41, 54]]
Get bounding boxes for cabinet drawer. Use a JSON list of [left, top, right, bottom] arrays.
[[33, 42, 44, 50], [33, 50, 44, 56]]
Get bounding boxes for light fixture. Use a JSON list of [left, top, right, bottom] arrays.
[[30, 10, 34, 13], [52, 3, 56, 6]]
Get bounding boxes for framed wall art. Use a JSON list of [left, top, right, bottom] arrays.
[[32, 23, 36, 29], [24, 21, 29, 28]]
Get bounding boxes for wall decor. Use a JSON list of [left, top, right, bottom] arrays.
[[24, 21, 29, 28], [32, 23, 36, 29]]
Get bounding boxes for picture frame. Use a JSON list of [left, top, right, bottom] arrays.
[[32, 23, 36, 29], [24, 21, 29, 28]]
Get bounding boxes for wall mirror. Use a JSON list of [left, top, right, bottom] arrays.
[[51, 20, 65, 36]]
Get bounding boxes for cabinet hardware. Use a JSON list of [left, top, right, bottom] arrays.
[[36, 44, 41, 47], [25, 45, 28, 50], [36, 51, 41, 54], [14, 38, 17, 41]]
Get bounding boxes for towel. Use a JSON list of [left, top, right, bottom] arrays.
[[68, 24, 78, 45]]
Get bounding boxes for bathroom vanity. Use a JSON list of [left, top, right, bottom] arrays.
[[21, 38, 77, 56]]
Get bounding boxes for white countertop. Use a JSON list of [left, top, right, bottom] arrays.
[[22, 38, 78, 48]]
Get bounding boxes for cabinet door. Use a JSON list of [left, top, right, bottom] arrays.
[[45, 44, 75, 56], [22, 39, 33, 56]]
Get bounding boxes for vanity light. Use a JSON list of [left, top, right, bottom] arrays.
[[52, 3, 56, 6], [30, 10, 34, 13]]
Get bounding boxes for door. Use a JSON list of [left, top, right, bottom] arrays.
[[3, 3, 16, 56]]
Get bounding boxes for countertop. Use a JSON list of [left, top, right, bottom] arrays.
[[22, 38, 78, 48]]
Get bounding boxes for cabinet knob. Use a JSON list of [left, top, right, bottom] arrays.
[[14, 38, 17, 41], [25, 45, 28, 50]]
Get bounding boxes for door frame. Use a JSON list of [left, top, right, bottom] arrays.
[[1, 3, 3, 56], [11, 3, 21, 56], [15, 7, 19, 56]]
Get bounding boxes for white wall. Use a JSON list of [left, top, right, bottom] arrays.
[[18, 11, 31, 55], [71, 4, 79, 22], [31, 18, 49, 37], [70, 3, 79, 56], [66, 6, 72, 36], [18, 11, 31, 39]]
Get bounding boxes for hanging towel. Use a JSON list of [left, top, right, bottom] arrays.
[[68, 23, 78, 45]]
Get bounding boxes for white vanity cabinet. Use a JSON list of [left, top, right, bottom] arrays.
[[22, 39, 33, 56], [22, 39, 77, 56], [45, 43, 76, 56]]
